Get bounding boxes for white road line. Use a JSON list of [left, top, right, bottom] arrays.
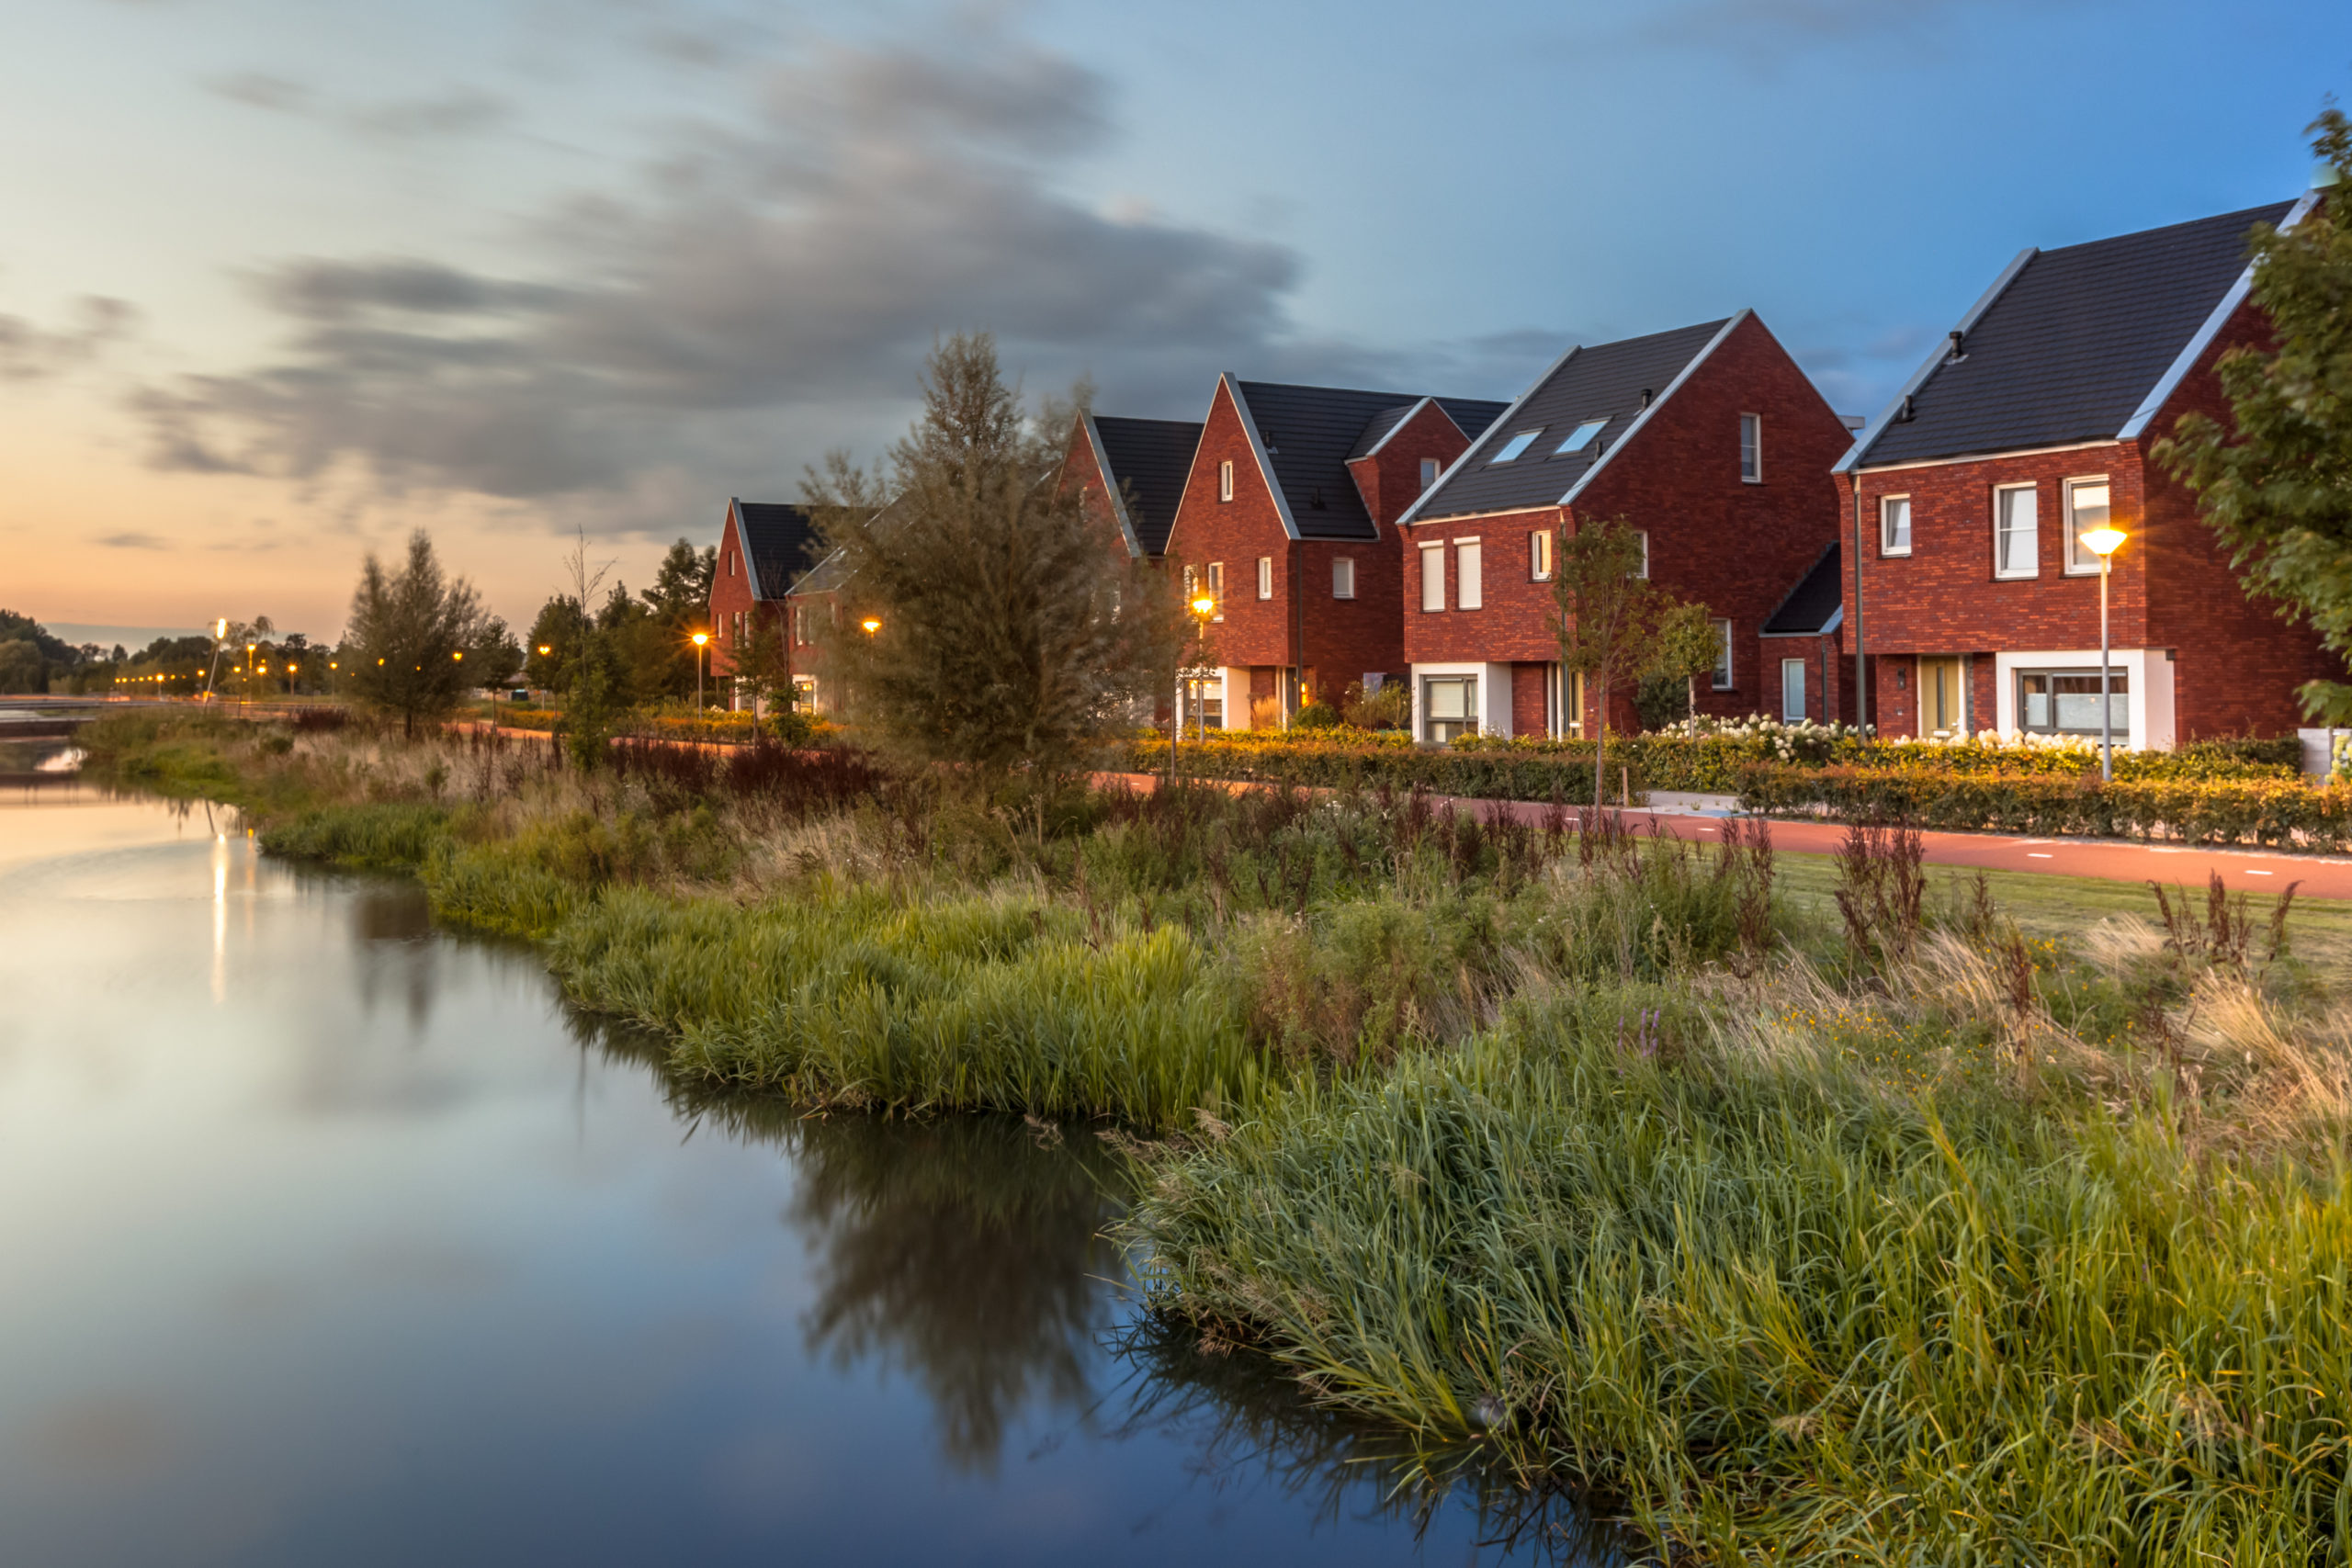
[[2027, 852, 2054, 859], [2245, 870, 2273, 875]]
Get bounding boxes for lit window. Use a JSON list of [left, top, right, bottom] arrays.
[[1995, 484, 2039, 578], [1555, 419, 1607, 455], [1712, 618, 1734, 689], [1332, 558, 1355, 599], [1881, 495, 1912, 556], [2064, 479, 2110, 573], [1739, 414, 1761, 482], [1218, 460, 1234, 502], [1530, 529, 1554, 581], [1419, 457, 1440, 491], [1256, 556, 1273, 599], [1487, 429, 1543, 464], [1455, 539, 1483, 610], [1419, 543, 1444, 612]]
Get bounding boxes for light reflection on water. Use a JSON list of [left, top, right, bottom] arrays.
[[0, 793, 1616, 1567]]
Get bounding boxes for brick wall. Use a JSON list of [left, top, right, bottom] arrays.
[[707, 507, 757, 677], [1167, 381, 1295, 671]]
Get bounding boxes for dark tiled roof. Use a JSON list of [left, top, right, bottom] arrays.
[[1234, 381, 1511, 540], [1409, 320, 1732, 523], [790, 546, 851, 596], [735, 501, 820, 599], [1089, 415, 1201, 556], [1762, 543, 1844, 636], [1853, 202, 2292, 468], [1346, 403, 1420, 459]]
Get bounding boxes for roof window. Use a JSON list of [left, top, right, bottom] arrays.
[[1488, 429, 1544, 464], [1555, 419, 1607, 456]]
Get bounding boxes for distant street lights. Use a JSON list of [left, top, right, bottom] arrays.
[[2082, 524, 2128, 781], [691, 631, 709, 713]]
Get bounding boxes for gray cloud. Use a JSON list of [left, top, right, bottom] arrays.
[[208, 71, 310, 112], [209, 70, 508, 140], [0, 296, 140, 380], [94, 531, 169, 550], [136, 20, 1438, 525]]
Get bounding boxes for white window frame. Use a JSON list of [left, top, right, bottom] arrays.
[[1420, 672, 1480, 743], [1256, 556, 1273, 600], [1711, 618, 1734, 690], [1206, 561, 1225, 620], [1218, 460, 1235, 502], [1419, 457, 1440, 491], [1781, 657, 1807, 721], [1739, 414, 1762, 483], [1529, 528, 1553, 581], [1419, 542, 1445, 612], [1634, 529, 1649, 580], [2016, 665, 2130, 737], [1332, 557, 1354, 600], [1880, 493, 1912, 557], [2063, 475, 2111, 576], [727, 549, 737, 577], [1454, 538, 1483, 611], [1994, 482, 2040, 580]]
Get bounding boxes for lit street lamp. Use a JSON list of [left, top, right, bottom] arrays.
[[1173, 592, 1216, 784], [860, 617, 881, 636], [2082, 524, 2128, 781], [691, 630, 709, 713]]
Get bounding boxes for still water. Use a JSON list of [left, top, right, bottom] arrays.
[[0, 788, 1611, 1566]]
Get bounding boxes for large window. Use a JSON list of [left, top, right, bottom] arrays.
[[1881, 494, 1911, 556], [1332, 557, 1355, 599], [1711, 618, 1734, 689], [1995, 483, 2039, 578], [1419, 543, 1444, 611], [1739, 414, 1762, 482], [2064, 478, 2111, 573], [1781, 657, 1806, 721], [1218, 460, 1234, 502], [1422, 674, 1478, 743], [1488, 430, 1543, 464], [1454, 540, 1483, 610], [2018, 668, 2128, 736], [1530, 528, 1554, 581], [1256, 556, 1273, 600]]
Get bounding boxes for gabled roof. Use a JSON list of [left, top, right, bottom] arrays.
[[1762, 542, 1845, 637], [1346, 401, 1423, 459], [732, 500, 821, 600], [1226, 379, 1510, 541], [1402, 317, 1737, 525], [1842, 200, 2299, 471], [1085, 414, 1201, 557]]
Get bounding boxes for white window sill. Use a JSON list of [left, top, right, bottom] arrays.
[[1993, 571, 2040, 581], [1880, 547, 1911, 558]]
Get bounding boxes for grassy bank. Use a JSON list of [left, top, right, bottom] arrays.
[[81, 709, 2352, 1563]]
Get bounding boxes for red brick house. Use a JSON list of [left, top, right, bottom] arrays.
[[1835, 198, 2342, 748], [706, 497, 821, 709], [1062, 413, 1203, 562], [1396, 312, 1854, 740], [1163, 378, 1508, 728]]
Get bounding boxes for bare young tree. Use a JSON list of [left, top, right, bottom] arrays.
[[804, 333, 1181, 779]]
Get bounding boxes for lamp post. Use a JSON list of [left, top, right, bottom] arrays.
[[204, 618, 229, 705], [1173, 593, 1216, 784], [2081, 525, 2127, 781], [691, 631, 709, 714]]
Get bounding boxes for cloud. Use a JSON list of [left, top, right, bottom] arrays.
[[0, 296, 140, 380], [208, 71, 310, 112], [135, 20, 1416, 526], [1611, 0, 2085, 62], [94, 532, 170, 549], [208, 70, 507, 139]]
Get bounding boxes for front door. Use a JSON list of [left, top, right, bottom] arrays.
[[1917, 657, 1965, 739]]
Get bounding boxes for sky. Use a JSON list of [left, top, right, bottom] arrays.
[[3, 0, 2346, 647]]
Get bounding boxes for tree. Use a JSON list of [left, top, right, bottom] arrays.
[[345, 530, 494, 737], [730, 605, 797, 733], [524, 595, 593, 692], [1553, 516, 1712, 807], [2154, 107, 2352, 724], [805, 333, 1180, 777]]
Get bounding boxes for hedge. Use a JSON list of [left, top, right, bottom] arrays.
[[1115, 735, 1626, 805], [1737, 764, 2352, 852]]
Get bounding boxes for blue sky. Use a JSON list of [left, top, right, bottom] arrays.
[[1, 0, 2344, 637]]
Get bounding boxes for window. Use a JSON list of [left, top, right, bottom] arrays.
[[1488, 429, 1543, 464], [1634, 529, 1649, 579], [1206, 561, 1225, 615], [1781, 658, 1807, 721], [1555, 419, 1608, 455], [792, 604, 808, 645], [1739, 414, 1762, 482], [1422, 674, 1479, 743], [1419, 457, 1440, 491], [1881, 494, 1912, 556], [1419, 543, 1444, 612], [1711, 618, 1734, 689], [1454, 539, 1483, 610], [1530, 528, 1554, 581], [2018, 668, 2128, 736], [1218, 460, 1234, 502], [1995, 483, 2039, 578], [1332, 557, 1355, 599], [1256, 556, 1273, 600], [2064, 478, 2111, 573], [727, 549, 737, 577]]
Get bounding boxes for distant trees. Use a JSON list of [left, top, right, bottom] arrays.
[[2154, 107, 2352, 724], [345, 530, 502, 736], [0, 610, 76, 694], [520, 536, 711, 706], [1553, 517, 1715, 805], [805, 332, 1180, 777]]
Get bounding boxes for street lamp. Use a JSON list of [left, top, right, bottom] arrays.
[[691, 630, 709, 713], [2081, 524, 2127, 781], [204, 617, 229, 704], [860, 617, 882, 635], [1173, 592, 1217, 783]]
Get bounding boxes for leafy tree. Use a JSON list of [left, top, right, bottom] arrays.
[[524, 595, 593, 692], [641, 538, 717, 624], [345, 529, 494, 737], [805, 333, 1179, 777], [2154, 107, 2352, 724], [729, 605, 797, 733], [1553, 516, 1713, 806]]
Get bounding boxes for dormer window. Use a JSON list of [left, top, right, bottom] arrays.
[[1488, 429, 1543, 464], [1555, 419, 1607, 455]]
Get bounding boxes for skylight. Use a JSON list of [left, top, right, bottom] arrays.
[[1488, 429, 1543, 464], [1555, 419, 1608, 455]]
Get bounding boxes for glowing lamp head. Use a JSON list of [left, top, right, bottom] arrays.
[[452, 649, 463, 660], [1190, 596, 1216, 617], [860, 617, 881, 635], [2081, 526, 2127, 558], [537, 644, 551, 656], [214, 618, 228, 638], [691, 632, 708, 647]]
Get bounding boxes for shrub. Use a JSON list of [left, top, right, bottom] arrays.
[[1291, 699, 1342, 730]]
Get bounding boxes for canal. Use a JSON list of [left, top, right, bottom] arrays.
[[0, 783, 1611, 1566]]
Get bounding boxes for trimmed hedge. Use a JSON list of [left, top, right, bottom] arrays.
[[1737, 764, 2352, 851], [1115, 735, 1624, 805]]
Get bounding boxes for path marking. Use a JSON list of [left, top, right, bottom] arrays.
[[2246, 869, 2274, 875], [2027, 852, 2054, 859]]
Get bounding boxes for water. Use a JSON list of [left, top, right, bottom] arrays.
[[0, 789, 1612, 1566]]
